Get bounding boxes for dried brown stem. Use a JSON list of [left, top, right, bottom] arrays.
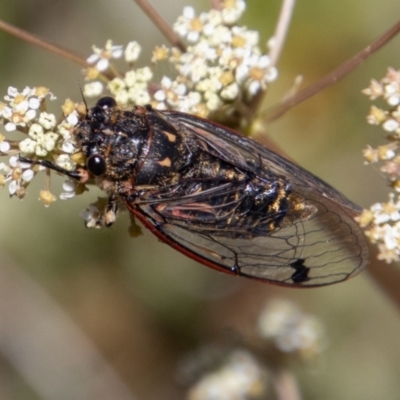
[[269, 0, 296, 67], [210, 0, 223, 10], [0, 19, 88, 68], [272, 369, 302, 400], [134, 0, 186, 51], [264, 19, 400, 122], [248, 0, 296, 119]]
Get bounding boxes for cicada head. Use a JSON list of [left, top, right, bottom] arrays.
[[75, 97, 150, 183]]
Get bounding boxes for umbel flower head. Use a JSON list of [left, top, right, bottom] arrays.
[[0, 86, 84, 204], [83, 2, 277, 125], [357, 67, 400, 262]]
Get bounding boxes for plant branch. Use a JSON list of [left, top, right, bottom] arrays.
[[264, 19, 400, 122], [269, 0, 296, 68], [134, 0, 186, 51], [272, 369, 302, 400], [210, 0, 223, 10], [247, 0, 296, 120], [0, 19, 88, 68]]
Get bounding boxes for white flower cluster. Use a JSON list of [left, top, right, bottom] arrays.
[[363, 67, 400, 108], [187, 350, 268, 400], [362, 68, 400, 173], [357, 194, 400, 263], [168, 4, 277, 113], [108, 65, 153, 106], [359, 68, 400, 261], [83, 0, 277, 125], [87, 39, 124, 72], [0, 86, 82, 203], [257, 299, 324, 359], [84, 39, 153, 106]]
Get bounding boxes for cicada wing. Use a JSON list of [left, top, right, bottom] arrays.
[[131, 184, 367, 287]]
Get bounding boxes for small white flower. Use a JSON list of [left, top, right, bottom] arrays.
[[5, 86, 20, 99], [387, 95, 400, 106], [160, 76, 173, 89], [28, 97, 41, 109], [135, 67, 153, 82], [108, 77, 126, 94], [205, 92, 222, 111], [207, 25, 232, 47], [182, 5, 195, 19], [221, 0, 246, 24], [28, 123, 44, 139], [383, 119, 400, 132], [0, 141, 10, 153], [220, 82, 239, 100], [66, 112, 79, 126], [61, 141, 76, 153], [38, 112, 57, 130], [174, 6, 203, 42], [264, 66, 278, 82], [87, 40, 123, 72], [60, 180, 76, 200], [125, 41, 141, 63], [0, 106, 12, 119], [57, 121, 74, 139], [4, 122, 16, 131], [154, 90, 166, 102], [55, 154, 76, 171], [79, 203, 103, 228], [114, 90, 130, 106], [4, 155, 35, 197], [8, 180, 18, 195], [129, 89, 151, 106], [19, 138, 36, 153], [21, 168, 34, 182], [9, 155, 30, 169], [84, 81, 104, 97]]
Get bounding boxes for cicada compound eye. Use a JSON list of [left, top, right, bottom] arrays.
[[96, 96, 117, 110], [87, 154, 107, 176]]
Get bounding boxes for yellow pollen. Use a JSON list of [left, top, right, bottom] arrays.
[[190, 18, 203, 31], [232, 35, 246, 48], [219, 70, 234, 85], [249, 67, 265, 81], [14, 94, 25, 104]]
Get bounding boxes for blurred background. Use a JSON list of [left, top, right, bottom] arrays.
[[0, 0, 399, 399]]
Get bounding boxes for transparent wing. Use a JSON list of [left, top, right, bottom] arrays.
[[131, 112, 368, 287]]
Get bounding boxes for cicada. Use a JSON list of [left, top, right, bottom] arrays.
[[26, 97, 368, 287]]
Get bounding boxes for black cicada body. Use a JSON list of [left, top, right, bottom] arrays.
[[33, 97, 369, 287]]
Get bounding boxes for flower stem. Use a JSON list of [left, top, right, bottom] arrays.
[[0, 19, 88, 68], [264, 19, 400, 122], [133, 0, 186, 51]]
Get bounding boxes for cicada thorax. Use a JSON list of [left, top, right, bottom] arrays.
[[75, 100, 192, 194]]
